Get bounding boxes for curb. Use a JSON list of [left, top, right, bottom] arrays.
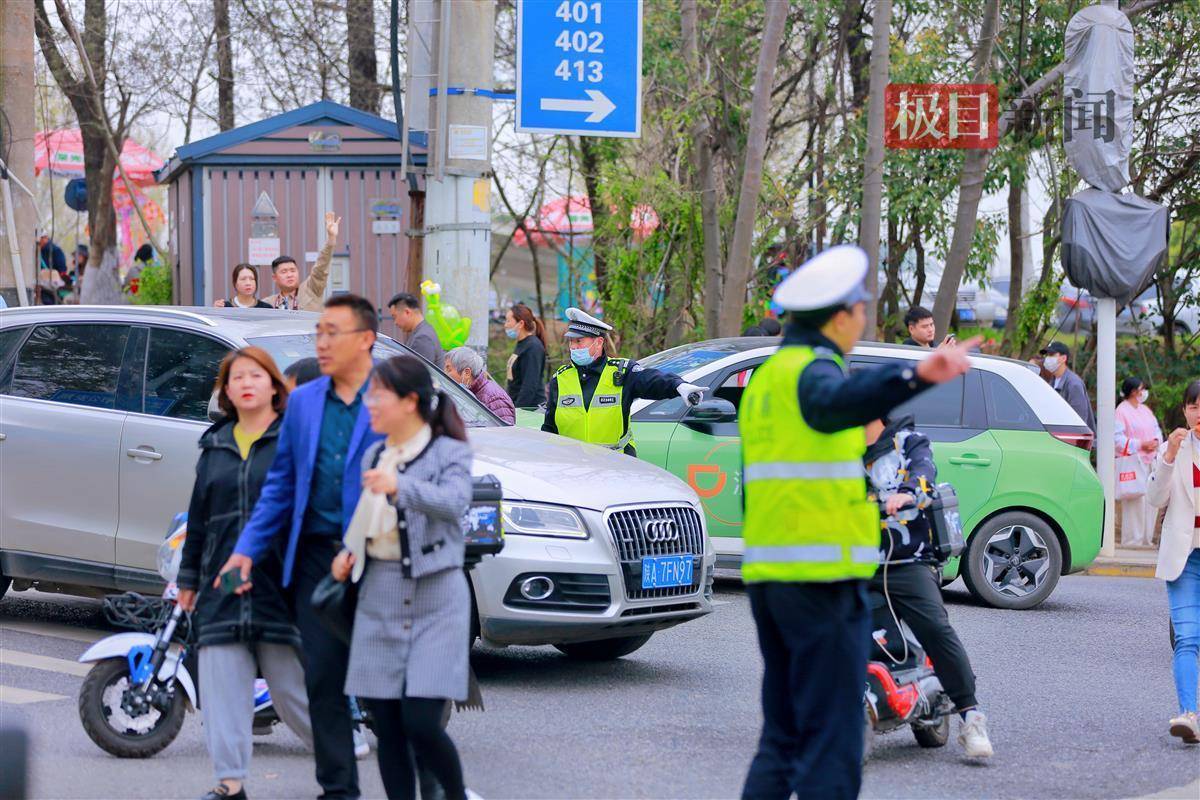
[[1082, 562, 1156, 578]]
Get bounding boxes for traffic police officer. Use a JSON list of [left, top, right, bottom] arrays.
[[739, 246, 978, 800], [542, 308, 706, 455]]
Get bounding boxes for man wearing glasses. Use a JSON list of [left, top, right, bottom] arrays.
[[220, 293, 381, 800]]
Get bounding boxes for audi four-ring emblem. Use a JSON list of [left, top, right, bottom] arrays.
[[640, 518, 678, 542]]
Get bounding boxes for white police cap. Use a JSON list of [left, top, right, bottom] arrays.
[[564, 307, 613, 339], [772, 244, 871, 311]]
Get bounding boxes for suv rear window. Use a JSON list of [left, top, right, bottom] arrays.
[[10, 324, 131, 410], [982, 370, 1041, 430]]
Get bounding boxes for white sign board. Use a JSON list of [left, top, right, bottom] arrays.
[[372, 219, 402, 235], [248, 237, 280, 266], [448, 125, 488, 160]]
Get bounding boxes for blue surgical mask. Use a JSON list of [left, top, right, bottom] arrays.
[[505, 328, 518, 340], [570, 347, 597, 367]]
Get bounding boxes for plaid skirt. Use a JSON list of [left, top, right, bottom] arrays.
[[344, 559, 470, 701]]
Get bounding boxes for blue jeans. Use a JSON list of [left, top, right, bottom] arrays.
[[1166, 548, 1200, 714]]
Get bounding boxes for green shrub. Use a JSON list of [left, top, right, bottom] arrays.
[[130, 262, 172, 306]]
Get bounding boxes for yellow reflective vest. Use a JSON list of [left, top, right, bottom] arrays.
[[739, 345, 880, 583], [551, 360, 633, 450]]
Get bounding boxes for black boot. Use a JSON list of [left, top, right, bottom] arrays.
[[201, 783, 247, 800]]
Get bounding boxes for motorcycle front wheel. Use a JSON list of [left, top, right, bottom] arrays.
[[78, 658, 186, 758]]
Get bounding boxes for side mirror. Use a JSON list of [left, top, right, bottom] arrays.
[[684, 398, 737, 424], [207, 392, 226, 424]]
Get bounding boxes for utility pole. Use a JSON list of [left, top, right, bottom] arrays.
[[403, 0, 435, 296], [0, 0, 38, 306], [422, 0, 494, 352]]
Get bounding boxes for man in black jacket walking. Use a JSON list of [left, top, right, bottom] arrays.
[[864, 414, 994, 758]]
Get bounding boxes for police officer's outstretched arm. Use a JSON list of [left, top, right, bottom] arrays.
[[798, 337, 980, 433], [620, 361, 707, 405]]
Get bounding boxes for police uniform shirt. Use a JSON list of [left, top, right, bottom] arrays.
[[790, 325, 931, 433], [541, 358, 682, 436]]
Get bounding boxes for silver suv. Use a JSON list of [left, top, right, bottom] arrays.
[[0, 306, 713, 660]]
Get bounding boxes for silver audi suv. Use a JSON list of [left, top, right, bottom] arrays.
[[0, 306, 714, 660]]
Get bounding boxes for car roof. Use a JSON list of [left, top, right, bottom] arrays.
[[0, 305, 321, 338], [642, 336, 1084, 427]]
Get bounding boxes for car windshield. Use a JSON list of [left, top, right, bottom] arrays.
[[640, 339, 768, 375], [247, 333, 500, 428]]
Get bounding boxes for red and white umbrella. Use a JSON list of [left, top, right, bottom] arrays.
[[512, 195, 659, 247], [34, 129, 164, 185]]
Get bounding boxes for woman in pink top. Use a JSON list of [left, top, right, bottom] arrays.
[[1116, 376, 1163, 546]]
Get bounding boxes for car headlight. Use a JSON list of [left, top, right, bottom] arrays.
[[501, 502, 588, 539]]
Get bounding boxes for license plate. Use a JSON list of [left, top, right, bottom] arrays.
[[641, 554, 694, 590]]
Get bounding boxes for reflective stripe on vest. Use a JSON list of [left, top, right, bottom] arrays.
[[739, 344, 880, 583], [743, 545, 880, 564], [744, 461, 864, 482], [553, 362, 632, 449]]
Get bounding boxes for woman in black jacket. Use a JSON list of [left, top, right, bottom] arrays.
[[177, 346, 312, 800], [503, 303, 547, 408]]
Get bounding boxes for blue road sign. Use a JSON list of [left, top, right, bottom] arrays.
[[516, 0, 642, 138]]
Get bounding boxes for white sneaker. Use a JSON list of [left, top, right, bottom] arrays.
[[353, 724, 370, 759], [958, 710, 994, 758], [465, 790, 484, 800]]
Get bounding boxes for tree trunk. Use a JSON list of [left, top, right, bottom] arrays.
[[681, 0, 724, 339], [859, 0, 891, 340], [1003, 160, 1025, 347], [717, 0, 789, 337], [346, 0, 379, 113], [576, 137, 610, 300], [214, 0, 234, 130], [930, 0, 1001, 337], [34, 0, 119, 263]]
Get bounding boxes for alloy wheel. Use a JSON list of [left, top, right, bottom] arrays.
[[980, 524, 1051, 599]]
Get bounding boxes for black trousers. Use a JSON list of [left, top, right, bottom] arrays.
[[365, 698, 465, 800], [292, 536, 359, 799], [742, 581, 870, 800], [869, 562, 978, 710]]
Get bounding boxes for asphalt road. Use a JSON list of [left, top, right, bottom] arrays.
[[2, 575, 1198, 799]]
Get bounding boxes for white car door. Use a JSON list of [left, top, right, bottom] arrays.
[[0, 322, 136, 572], [115, 325, 232, 575]]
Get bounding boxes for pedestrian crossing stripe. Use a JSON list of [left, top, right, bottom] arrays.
[[0, 648, 91, 677], [0, 620, 108, 644], [0, 685, 68, 705]]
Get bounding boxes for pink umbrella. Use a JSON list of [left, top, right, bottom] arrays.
[[512, 195, 659, 247], [34, 129, 164, 185]]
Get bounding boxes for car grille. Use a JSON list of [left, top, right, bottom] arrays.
[[606, 506, 705, 600]]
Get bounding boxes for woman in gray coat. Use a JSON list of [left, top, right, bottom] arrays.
[[331, 355, 473, 800]]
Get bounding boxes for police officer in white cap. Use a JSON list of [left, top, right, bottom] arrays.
[[542, 307, 706, 455], [738, 245, 980, 800]]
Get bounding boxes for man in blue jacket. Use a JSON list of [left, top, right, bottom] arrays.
[[220, 294, 381, 800]]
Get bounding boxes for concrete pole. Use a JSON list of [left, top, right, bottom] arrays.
[[423, 0, 494, 352], [1097, 298, 1116, 557], [0, 0, 38, 306]]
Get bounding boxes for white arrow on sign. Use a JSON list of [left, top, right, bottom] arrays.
[[539, 90, 616, 123]]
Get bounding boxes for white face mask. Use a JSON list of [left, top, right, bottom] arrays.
[[1138, 389, 1149, 403], [1043, 355, 1063, 373]]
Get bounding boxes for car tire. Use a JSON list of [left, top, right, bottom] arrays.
[[961, 512, 1062, 610], [0, 576, 9, 601], [553, 633, 653, 661]]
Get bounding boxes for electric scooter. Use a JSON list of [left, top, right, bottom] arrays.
[[861, 484, 964, 762], [76, 515, 286, 757]]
